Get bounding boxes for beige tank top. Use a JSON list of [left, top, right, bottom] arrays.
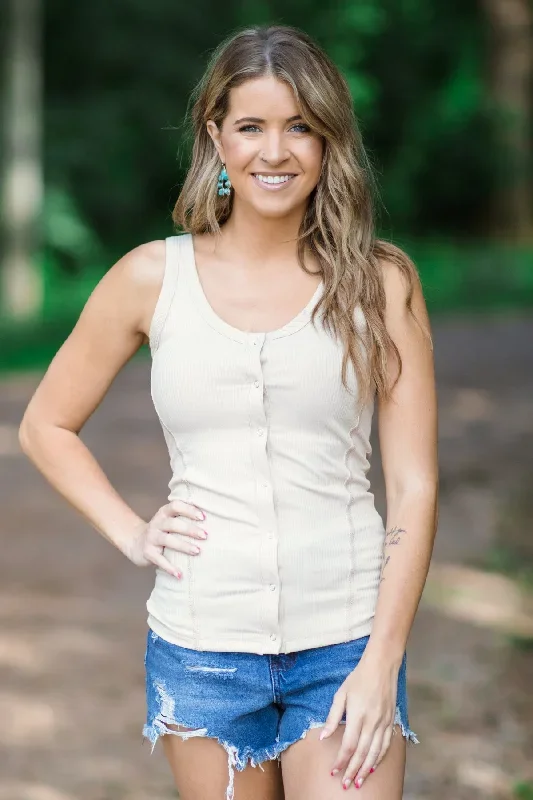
[[146, 234, 386, 654]]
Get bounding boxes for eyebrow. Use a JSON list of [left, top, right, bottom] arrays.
[[233, 115, 303, 125]]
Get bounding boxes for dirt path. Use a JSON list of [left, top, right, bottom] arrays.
[[1, 313, 532, 800]]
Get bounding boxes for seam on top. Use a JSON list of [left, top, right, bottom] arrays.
[[158, 415, 200, 651], [343, 409, 363, 640], [149, 236, 182, 354]]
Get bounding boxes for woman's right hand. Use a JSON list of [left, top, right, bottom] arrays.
[[125, 500, 207, 578]]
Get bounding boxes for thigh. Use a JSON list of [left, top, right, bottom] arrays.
[[144, 632, 285, 800], [163, 726, 285, 800], [280, 724, 406, 800]]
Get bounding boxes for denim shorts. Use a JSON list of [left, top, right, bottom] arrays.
[[143, 629, 418, 800]]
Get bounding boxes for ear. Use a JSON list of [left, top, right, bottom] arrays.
[[206, 120, 225, 163]]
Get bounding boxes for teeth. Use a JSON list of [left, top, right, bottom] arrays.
[[256, 174, 293, 184]]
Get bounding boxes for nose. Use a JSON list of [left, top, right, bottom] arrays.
[[260, 131, 289, 165]]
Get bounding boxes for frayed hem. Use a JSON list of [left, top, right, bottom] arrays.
[[241, 717, 347, 766], [393, 704, 420, 744], [142, 710, 337, 800], [142, 723, 285, 800], [143, 691, 418, 800], [143, 679, 289, 800]]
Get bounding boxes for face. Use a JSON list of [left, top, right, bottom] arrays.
[[207, 75, 324, 220]]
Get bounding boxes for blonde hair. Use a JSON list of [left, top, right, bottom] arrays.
[[174, 25, 423, 405]]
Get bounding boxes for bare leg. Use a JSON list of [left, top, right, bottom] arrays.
[[281, 724, 406, 799], [161, 724, 285, 800]]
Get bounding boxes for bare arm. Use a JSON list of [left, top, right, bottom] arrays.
[[323, 260, 438, 788], [19, 241, 166, 556], [366, 262, 439, 664]]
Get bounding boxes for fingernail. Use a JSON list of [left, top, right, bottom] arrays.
[[196, 510, 205, 520], [355, 778, 363, 789], [343, 779, 351, 789], [319, 729, 329, 740], [192, 546, 201, 554], [330, 769, 339, 776], [370, 767, 375, 774], [202, 530, 208, 537], [175, 571, 182, 579]]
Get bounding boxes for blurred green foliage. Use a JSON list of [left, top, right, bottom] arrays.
[[1, 239, 531, 373], [44, 0, 501, 264], [2, 0, 531, 372], [514, 782, 533, 800]]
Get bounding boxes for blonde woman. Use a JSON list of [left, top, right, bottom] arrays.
[[20, 25, 438, 800]]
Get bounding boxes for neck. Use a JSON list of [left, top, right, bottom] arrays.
[[220, 198, 307, 264]]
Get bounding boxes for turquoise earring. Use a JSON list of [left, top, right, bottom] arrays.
[[217, 164, 231, 196]]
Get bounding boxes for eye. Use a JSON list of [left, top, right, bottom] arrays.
[[290, 123, 311, 133], [238, 124, 261, 133]]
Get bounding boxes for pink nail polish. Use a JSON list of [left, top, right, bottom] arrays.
[[356, 779, 363, 789], [370, 768, 375, 774], [331, 769, 339, 776]]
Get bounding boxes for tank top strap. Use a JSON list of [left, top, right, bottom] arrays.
[[149, 235, 184, 354]]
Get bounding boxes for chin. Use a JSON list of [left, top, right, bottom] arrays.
[[248, 195, 309, 220]]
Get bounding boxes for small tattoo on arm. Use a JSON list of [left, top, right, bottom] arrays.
[[379, 526, 407, 584]]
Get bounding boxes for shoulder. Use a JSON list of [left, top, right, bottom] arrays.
[[373, 241, 423, 313], [97, 240, 167, 340], [374, 242, 432, 345], [373, 242, 417, 308], [112, 239, 166, 290]]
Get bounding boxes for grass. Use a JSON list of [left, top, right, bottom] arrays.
[[514, 782, 533, 800]]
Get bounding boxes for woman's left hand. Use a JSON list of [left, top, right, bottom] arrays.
[[320, 651, 400, 789]]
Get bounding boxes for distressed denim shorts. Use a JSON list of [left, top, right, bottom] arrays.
[[143, 628, 418, 800]]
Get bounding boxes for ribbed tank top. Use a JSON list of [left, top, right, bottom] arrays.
[[146, 234, 386, 654]]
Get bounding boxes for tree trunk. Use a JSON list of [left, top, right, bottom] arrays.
[[481, 0, 533, 240], [1, 0, 43, 319]]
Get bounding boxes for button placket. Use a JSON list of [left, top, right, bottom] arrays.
[[247, 333, 281, 651]]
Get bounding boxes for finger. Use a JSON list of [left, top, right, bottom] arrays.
[[330, 716, 362, 775], [352, 730, 384, 789], [373, 722, 393, 771], [320, 689, 347, 741], [340, 729, 373, 788], [166, 499, 205, 521], [146, 549, 182, 578], [157, 530, 202, 556], [161, 515, 207, 539]]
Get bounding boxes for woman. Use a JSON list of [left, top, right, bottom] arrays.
[[20, 24, 438, 800]]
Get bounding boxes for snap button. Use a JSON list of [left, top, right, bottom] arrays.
[[254, 380, 260, 388], [257, 428, 264, 436], [269, 584, 276, 591], [270, 633, 277, 641]]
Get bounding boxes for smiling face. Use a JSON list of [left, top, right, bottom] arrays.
[[206, 75, 324, 220]]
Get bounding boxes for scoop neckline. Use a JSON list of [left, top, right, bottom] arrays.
[[183, 233, 324, 344]]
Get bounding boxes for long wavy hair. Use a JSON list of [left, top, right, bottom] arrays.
[[173, 25, 427, 406]]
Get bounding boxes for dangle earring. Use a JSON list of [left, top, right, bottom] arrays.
[[217, 164, 232, 196]]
